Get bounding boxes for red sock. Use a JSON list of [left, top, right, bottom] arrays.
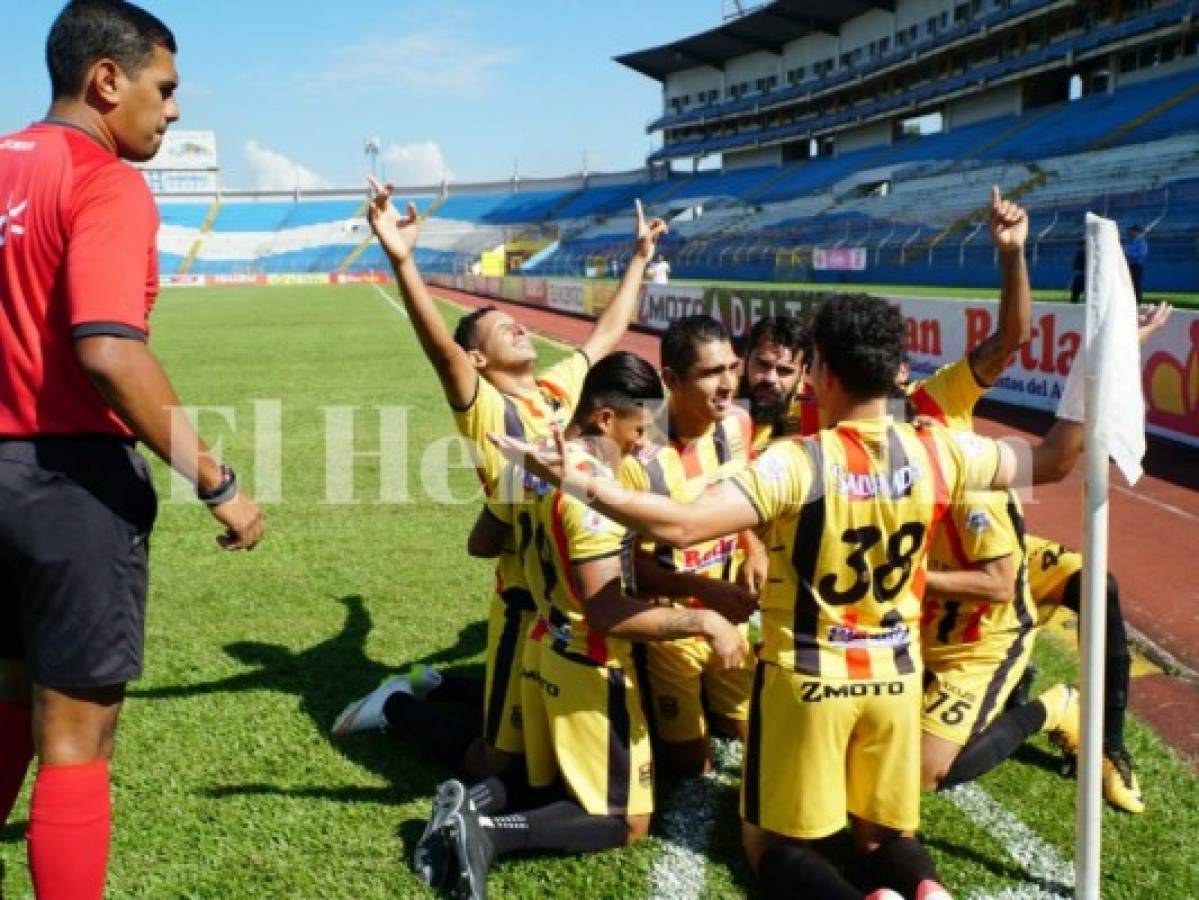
[[0, 699, 34, 827], [28, 760, 111, 900]]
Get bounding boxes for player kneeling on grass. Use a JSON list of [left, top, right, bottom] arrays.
[[617, 315, 762, 776], [491, 294, 1090, 900], [919, 487, 1081, 794], [414, 351, 750, 900]]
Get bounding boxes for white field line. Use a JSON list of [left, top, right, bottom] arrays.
[[648, 739, 742, 900], [372, 283, 409, 318], [946, 783, 1074, 900], [1112, 483, 1199, 525]]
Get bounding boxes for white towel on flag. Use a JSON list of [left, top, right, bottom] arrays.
[[1056, 213, 1145, 485]]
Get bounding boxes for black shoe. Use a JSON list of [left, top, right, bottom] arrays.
[[1005, 662, 1037, 711], [443, 793, 495, 900], [414, 780, 467, 889]]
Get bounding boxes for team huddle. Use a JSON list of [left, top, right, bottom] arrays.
[[330, 184, 1165, 900]]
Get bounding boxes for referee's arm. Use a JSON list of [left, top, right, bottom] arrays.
[[75, 335, 264, 550]]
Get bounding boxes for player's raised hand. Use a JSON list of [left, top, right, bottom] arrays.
[[989, 185, 1028, 254], [1137, 301, 1172, 343], [490, 426, 568, 486], [633, 198, 668, 261], [366, 175, 421, 263]]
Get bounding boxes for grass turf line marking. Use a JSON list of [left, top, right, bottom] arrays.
[[372, 283, 409, 319], [648, 775, 717, 900], [945, 783, 1074, 899], [648, 739, 742, 900], [1112, 483, 1199, 525]]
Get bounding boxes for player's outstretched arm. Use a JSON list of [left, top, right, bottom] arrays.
[[490, 429, 760, 547], [578, 562, 747, 669], [925, 554, 1016, 604], [467, 508, 509, 559], [366, 176, 477, 409], [969, 186, 1031, 385], [580, 199, 667, 363], [986, 419, 1083, 491], [989, 305, 1168, 489], [631, 556, 758, 624], [75, 336, 264, 550]]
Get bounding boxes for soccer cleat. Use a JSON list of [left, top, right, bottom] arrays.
[[330, 673, 413, 738], [442, 789, 495, 900], [1102, 747, 1145, 814], [414, 779, 467, 889], [1038, 683, 1080, 756], [866, 891, 904, 900], [408, 664, 444, 700]]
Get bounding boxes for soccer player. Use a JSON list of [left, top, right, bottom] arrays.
[[416, 351, 748, 899], [914, 301, 1172, 812], [332, 182, 667, 779], [0, 4, 265, 897], [491, 294, 1088, 900], [617, 315, 759, 775], [919, 488, 1081, 794], [740, 315, 817, 453]]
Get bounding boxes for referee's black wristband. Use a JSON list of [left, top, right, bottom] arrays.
[[197, 465, 237, 507]]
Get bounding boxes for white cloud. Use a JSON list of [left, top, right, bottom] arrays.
[[243, 140, 331, 191], [305, 32, 515, 97], [380, 141, 452, 186]]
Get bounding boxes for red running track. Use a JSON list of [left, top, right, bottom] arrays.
[[433, 287, 1199, 763]]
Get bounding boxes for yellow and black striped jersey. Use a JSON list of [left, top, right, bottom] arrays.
[[923, 489, 1036, 649], [731, 418, 1002, 678], [489, 448, 634, 668], [619, 406, 753, 595], [1025, 535, 1082, 605], [905, 356, 988, 431], [453, 349, 590, 596], [453, 349, 590, 496]]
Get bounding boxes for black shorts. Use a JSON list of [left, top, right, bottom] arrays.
[[0, 437, 158, 688]]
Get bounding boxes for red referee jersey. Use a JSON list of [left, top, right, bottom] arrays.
[[0, 121, 159, 438]]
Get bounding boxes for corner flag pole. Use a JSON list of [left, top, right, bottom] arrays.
[[1075, 218, 1108, 900]]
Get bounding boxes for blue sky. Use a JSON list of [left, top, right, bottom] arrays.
[[3, 1, 720, 189]]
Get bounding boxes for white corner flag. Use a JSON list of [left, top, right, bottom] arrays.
[[1057, 213, 1147, 900]]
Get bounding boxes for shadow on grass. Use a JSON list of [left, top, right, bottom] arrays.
[[1010, 742, 1072, 777], [923, 834, 1062, 888], [0, 820, 25, 843], [130, 595, 488, 805]]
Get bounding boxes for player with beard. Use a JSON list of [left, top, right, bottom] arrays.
[[740, 315, 817, 454]]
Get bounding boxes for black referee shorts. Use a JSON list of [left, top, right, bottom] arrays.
[[0, 437, 157, 689]]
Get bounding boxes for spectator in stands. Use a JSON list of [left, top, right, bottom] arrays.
[[1069, 241, 1086, 303], [648, 253, 672, 285], [1124, 225, 1148, 303]]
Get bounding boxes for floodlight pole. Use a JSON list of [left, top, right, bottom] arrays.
[[364, 136, 381, 181]]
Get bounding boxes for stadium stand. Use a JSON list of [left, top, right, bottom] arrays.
[[151, 1, 1199, 293]]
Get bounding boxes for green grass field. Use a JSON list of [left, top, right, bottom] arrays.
[[2, 283, 1196, 898]]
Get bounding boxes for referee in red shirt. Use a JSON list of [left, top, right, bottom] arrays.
[[0, 4, 264, 897]]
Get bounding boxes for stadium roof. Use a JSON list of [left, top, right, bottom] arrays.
[[616, 1, 897, 81]]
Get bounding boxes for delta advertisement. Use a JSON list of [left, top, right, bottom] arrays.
[[444, 275, 1199, 449], [180, 270, 1198, 448]]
